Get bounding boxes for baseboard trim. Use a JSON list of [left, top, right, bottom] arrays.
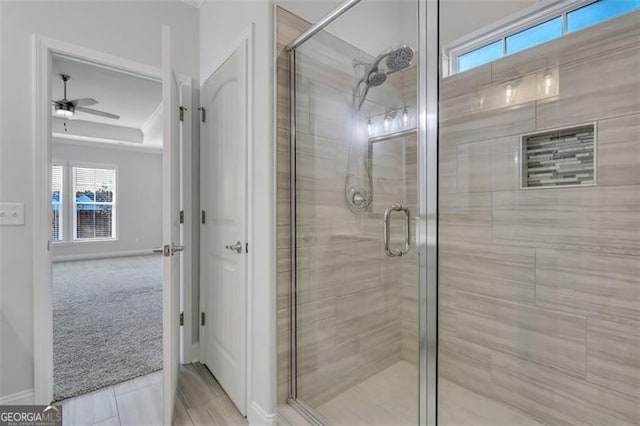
[[52, 249, 156, 263], [191, 343, 199, 363], [248, 401, 276, 426], [0, 389, 35, 405]]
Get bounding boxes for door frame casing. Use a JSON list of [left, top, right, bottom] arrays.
[[198, 23, 254, 417], [32, 35, 194, 404]]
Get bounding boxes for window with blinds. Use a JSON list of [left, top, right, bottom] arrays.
[[51, 165, 63, 241], [72, 166, 116, 240]]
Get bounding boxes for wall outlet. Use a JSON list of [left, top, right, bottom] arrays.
[[0, 203, 25, 226]]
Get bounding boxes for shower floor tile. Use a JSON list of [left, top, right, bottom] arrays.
[[316, 360, 543, 425], [316, 361, 418, 425]]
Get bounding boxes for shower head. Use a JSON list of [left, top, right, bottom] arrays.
[[361, 45, 414, 88], [367, 70, 387, 87], [385, 45, 414, 72], [354, 44, 415, 111]]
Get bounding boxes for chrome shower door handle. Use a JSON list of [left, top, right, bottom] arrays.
[[383, 203, 410, 257]]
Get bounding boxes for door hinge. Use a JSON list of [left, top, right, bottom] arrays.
[[201, 312, 205, 326], [197, 107, 206, 123], [201, 210, 206, 224], [179, 106, 187, 122], [180, 312, 184, 326], [245, 242, 249, 254], [179, 210, 184, 224]]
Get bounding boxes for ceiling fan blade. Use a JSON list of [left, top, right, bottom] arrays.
[[75, 106, 120, 120], [70, 98, 98, 107]]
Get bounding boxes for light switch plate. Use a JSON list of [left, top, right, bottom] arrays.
[[0, 203, 25, 226]]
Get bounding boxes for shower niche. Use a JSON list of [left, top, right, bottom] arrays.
[[520, 123, 596, 189]]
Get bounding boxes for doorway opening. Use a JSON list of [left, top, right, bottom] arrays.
[[49, 54, 165, 411]]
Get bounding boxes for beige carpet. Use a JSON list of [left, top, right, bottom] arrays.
[[52, 254, 162, 401]]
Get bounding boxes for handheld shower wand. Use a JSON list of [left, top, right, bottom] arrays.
[[345, 45, 415, 212]]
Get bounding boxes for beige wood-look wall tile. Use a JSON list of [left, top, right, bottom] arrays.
[[295, 154, 341, 192], [438, 347, 494, 400], [276, 70, 290, 130], [296, 33, 362, 95], [276, 7, 311, 48], [491, 351, 640, 426], [598, 113, 640, 186], [440, 63, 492, 101], [493, 185, 640, 254], [441, 269, 534, 305], [297, 317, 337, 373], [490, 50, 551, 86], [440, 223, 493, 244], [441, 103, 535, 146], [456, 292, 587, 377], [296, 294, 336, 328], [536, 43, 640, 130], [442, 71, 540, 123], [296, 132, 344, 163], [491, 136, 521, 191], [440, 191, 492, 226], [304, 80, 352, 141], [456, 140, 492, 192], [587, 316, 640, 398], [440, 240, 535, 283], [455, 136, 520, 193], [536, 248, 640, 319], [439, 144, 457, 194], [277, 182, 291, 220]]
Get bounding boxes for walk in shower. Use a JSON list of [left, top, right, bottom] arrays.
[[277, 0, 640, 424]]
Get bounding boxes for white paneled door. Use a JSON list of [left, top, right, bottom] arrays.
[[200, 40, 249, 416], [161, 24, 182, 425]]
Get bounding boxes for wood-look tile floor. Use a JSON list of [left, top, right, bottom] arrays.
[[59, 363, 246, 426], [174, 363, 246, 426]]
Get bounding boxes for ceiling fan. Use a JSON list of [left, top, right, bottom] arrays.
[[52, 74, 120, 120]]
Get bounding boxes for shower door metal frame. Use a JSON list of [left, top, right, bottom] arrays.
[[284, 0, 438, 424]]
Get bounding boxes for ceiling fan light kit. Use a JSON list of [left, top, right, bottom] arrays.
[[55, 104, 75, 118], [52, 73, 120, 120]]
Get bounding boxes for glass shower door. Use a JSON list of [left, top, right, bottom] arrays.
[[284, 1, 420, 423], [438, 2, 640, 425]]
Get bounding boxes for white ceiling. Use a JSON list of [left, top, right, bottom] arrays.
[[52, 55, 162, 130]]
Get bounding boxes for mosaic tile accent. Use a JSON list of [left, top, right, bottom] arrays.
[[521, 124, 595, 188]]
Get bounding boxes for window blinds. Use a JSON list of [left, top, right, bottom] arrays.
[[73, 167, 116, 240], [51, 165, 63, 241]]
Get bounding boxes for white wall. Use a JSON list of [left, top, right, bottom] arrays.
[[51, 140, 162, 261], [277, 0, 418, 55], [199, 1, 275, 423], [0, 0, 199, 401], [440, 0, 540, 45]]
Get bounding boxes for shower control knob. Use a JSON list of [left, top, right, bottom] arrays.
[[225, 241, 243, 254]]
